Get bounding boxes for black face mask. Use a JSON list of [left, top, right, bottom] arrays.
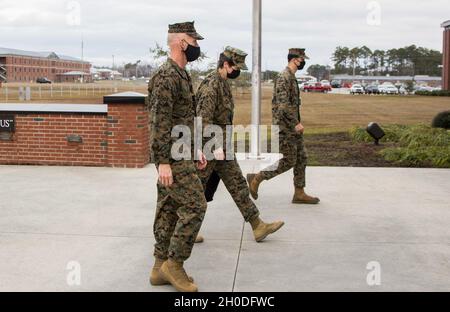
[[227, 69, 241, 79], [184, 43, 201, 62], [297, 61, 306, 70]]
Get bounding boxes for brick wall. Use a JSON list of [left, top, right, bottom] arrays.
[[106, 102, 149, 168], [0, 113, 108, 166], [0, 92, 149, 168]]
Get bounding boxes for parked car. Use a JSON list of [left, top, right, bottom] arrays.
[[350, 84, 364, 94], [342, 82, 352, 88], [365, 85, 380, 94], [303, 82, 332, 93], [331, 80, 342, 88], [36, 77, 52, 84], [398, 86, 407, 95], [415, 85, 435, 92], [379, 84, 399, 94]]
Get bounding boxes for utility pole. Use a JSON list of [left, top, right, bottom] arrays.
[[251, 0, 262, 158], [112, 55, 115, 70], [81, 33, 84, 83], [135, 60, 141, 78]]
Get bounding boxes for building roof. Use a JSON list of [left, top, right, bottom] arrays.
[[96, 68, 113, 73], [0, 47, 88, 63], [58, 71, 91, 76], [331, 74, 441, 82], [442, 20, 450, 28], [92, 68, 123, 75]]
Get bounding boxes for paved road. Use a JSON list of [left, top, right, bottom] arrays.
[[0, 163, 449, 292]]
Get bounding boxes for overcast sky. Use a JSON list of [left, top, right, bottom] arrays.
[[0, 0, 448, 70]]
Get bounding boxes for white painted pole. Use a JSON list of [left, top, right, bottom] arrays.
[[251, 0, 262, 158]]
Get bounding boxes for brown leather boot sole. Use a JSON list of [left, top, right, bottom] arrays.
[[292, 197, 320, 205], [247, 174, 259, 200], [255, 221, 285, 243], [195, 235, 204, 244], [150, 269, 194, 286], [150, 275, 194, 286]]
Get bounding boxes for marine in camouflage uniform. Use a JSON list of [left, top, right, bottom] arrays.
[[148, 22, 207, 292], [196, 47, 284, 242], [247, 48, 320, 205]]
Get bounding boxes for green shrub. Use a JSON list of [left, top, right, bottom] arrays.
[[381, 146, 450, 168], [350, 124, 450, 168], [415, 90, 450, 96], [350, 124, 407, 143], [432, 111, 450, 130]]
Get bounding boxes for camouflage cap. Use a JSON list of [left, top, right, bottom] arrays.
[[168, 21, 204, 40], [289, 48, 309, 59], [223, 46, 248, 70]]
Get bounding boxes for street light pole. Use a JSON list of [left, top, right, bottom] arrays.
[[135, 60, 141, 78], [251, 0, 262, 158]]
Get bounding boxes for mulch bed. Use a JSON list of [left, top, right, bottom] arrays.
[[304, 132, 397, 167]]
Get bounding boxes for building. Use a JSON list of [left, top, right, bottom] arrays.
[[442, 20, 450, 91], [296, 74, 319, 83], [0, 47, 91, 83], [92, 68, 123, 80], [330, 74, 442, 87], [56, 71, 93, 83]]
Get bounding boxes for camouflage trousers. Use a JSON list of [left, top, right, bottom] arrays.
[[260, 133, 307, 188], [198, 157, 260, 222], [153, 160, 207, 262]]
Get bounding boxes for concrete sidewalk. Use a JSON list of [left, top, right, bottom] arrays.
[[0, 163, 449, 292]]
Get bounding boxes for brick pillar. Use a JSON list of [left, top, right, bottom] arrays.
[[104, 92, 149, 168], [442, 21, 450, 91]]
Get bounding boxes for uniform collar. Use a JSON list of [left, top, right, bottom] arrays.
[[285, 66, 296, 78], [215, 70, 227, 83], [168, 58, 189, 80]]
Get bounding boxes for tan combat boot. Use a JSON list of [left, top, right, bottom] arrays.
[[195, 235, 204, 243], [150, 258, 169, 286], [150, 258, 193, 286], [292, 188, 320, 205], [250, 217, 285, 243], [247, 173, 263, 200], [160, 259, 198, 292]]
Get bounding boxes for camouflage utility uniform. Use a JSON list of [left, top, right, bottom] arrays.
[[259, 67, 307, 188], [196, 69, 259, 222], [148, 58, 207, 262]]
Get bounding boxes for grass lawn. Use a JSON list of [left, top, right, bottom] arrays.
[[233, 85, 450, 132]]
